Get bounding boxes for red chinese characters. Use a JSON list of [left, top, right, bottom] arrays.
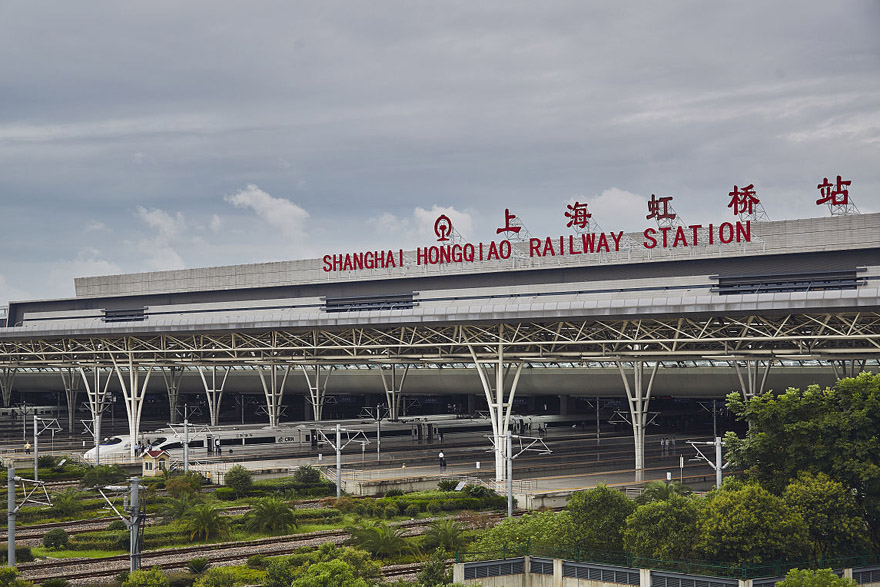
[[646, 195, 676, 220], [817, 175, 851, 206], [565, 201, 591, 229], [728, 184, 760, 216], [496, 208, 521, 235]]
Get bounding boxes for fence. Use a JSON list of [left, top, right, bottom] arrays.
[[455, 544, 880, 581]]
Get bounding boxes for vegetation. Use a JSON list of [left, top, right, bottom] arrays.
[[183, 503, 231, 541], [165, 472, 202, 499], [776, 569, 858, 587], [186, 557, 211, 575], [79, 464, 127, 488], [634, 480, 692, 504], [223, 465, 252, 498], [245, 497, 297, 534], [50, 489, 86, 518], [42, 528, 69, 549], [421, 518, 467, 552], [623, 494, 700, 560], [566, 484, 635, 552], [120, 567, 169, 587], [417, 548, 453, 587], [725, 372, 880, 552], [346, 520, 418, 558]]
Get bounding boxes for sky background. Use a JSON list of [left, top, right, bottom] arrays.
[[1, 2, 879, 305]]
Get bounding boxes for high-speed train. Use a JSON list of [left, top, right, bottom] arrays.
[[81, 413, 591, 463]]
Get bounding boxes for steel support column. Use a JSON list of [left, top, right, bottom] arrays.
[[0, 367, 16, 408], [197, 366, 229, 427], [79, 367, 112, 465], [300, 365, 330, 422], [257, 365, 290, 427], [378, 364, 408, 421], [733, 359, 773, 400], [616, 360, 660, 483], [830, 359, 867, 380], [59, 367, 81, 434], [111, 356, 153, 458], [161, 366, 185, 425], [469, 343, 524, 482]]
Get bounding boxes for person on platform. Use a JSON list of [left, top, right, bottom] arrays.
[[438, 450, 446, 470]]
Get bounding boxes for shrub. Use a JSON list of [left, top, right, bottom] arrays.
[[333, 497, 358, 513], [108, 520, 127, 531], [166, 473, 202, 499], [427, 501, 441, 514], [40, 579, 71, 587], [121, 567, 169, 587], [0, 545, 34, 564], [223, 465, 252, 497], [42, 528, 69, 549], [263, 558, 295, 587], [80, 464, 128, 488], [293, 465, 322, 485], [51, 489, 85, 518], [461, 484, 494, 499], [165, 573, 196, 587], [246, 554, 266, 568], [212, 487, 235, 501], [437, 480, 458, 491], [186, 558, 211, 575], [776, 569, 857, 587], [0, 567, 22, 587], [385, 488, 404, 497], [383, 504, 399, 519], [37, 455, 56, 468], [405, 504, 420, 517]]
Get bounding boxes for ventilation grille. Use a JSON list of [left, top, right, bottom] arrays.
[[651, 571, 738, 587], [712, 269, 863, 295], [531, 558, 554, 575], [563, 562, 640, 585], [323, 293, 415, 313], [854, 567, 880, 584], [103, 308, 147, 323], [463, 559, 525, 580]]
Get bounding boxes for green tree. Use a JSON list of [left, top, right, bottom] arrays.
[[80, 464, 127, 488], [725, 373, 880, 551], [120, 568, 169, 587], [470, 510, 574, 554], [157, 495, 197, 523], [623, 494, 700, 560], [50, 489, 85, 518], [634, 480, 692, 505], [566, 484, 635, 552], [165, 472, 202, 499], [224, 465, 252, 497], [313, 544, 381, 580], [346, 520, 417, 558], [776, 569, 857, 587], [417, 548, 452, 587], [783, 472, 869, 561], [183, 503, 231, 541], [695, 483, 809, 565], [263, 558, 295, 587], [245, 497, 297, 534], [293, 465, 322, 485], [192, 568, 243, 587], [290, 559, 370, 587], [421, 519, 467, 552]]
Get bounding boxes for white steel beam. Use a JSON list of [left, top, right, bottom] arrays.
[[300, 365, 331, 422], [197, 366, 229, 426], [111, 355, 153, 458], [378, 364, 408, 421], [59, 367, 81, 433], [0, 367, 16, 408], [161, 366, 185, 425], [257, 365, 290, 427], [616, 359, 660, 483], [79, 366, 112, 465]]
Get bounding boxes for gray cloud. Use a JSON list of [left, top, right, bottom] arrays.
[[0, 1, 878, 303]]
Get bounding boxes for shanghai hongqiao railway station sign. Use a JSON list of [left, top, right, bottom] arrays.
[[322, 176, 855, 273]]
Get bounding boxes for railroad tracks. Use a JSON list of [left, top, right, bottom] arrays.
[[18, 515, 500, 583]]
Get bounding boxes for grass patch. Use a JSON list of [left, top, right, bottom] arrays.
[[31, 547, 126, 558]]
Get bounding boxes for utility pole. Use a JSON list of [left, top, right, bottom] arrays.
[[129, 477, 141, 571], [7, 465, 16, 567], [336, 424, 341, 498], [506, 430, 513, 517], [183, 417, 189, 474], [686, 437, 726, 489], [376, 404, 381, 461], [33, 415, 38, 482]]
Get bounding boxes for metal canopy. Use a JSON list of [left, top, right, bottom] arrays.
[[0, 312, 878, 367]]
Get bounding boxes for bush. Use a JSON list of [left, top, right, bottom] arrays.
[[40, 579, 70, 587], [166, 473, 202, 499], [333, 497, 358, 513], [37, 455, 56, 468], [461, 484, 494, 499], [213, 487, 236, 501], [246, 554, 266, 568], [51, 489, 85, 517], [42, 528, 69, 549], [777, 569, 857, 587], [80, 464, 128, 488], [383, 504, 399, 519], [427, 501, 441, 514], [263, 558, 295, 587], [437, 480, 458, 491], [293, 465, 322, 485], [223, 465, 252, 497], [405, 504, 420, 517], [385, 488, 404, 497], [0, 544, 34, 564], [108, 520, 127, 531], [121, 567, 169, 587]]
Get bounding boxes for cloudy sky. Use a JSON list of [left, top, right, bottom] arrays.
[[1, 2, 878, 305]]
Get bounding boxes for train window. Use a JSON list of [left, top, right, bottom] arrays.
[[101, 437, 122, 445], [163, 442, 182, 450]]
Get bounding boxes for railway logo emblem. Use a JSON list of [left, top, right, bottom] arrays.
[[434, 214, 453, 242]]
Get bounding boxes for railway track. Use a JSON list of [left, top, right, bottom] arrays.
[[18, 515, 500, 583]]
